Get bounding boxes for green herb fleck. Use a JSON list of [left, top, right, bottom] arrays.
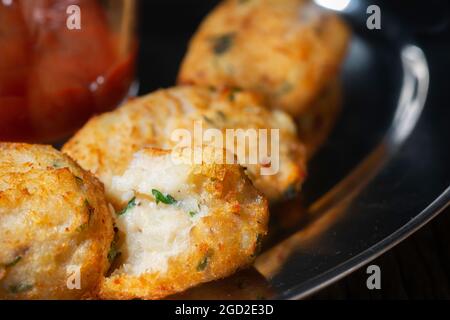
[[189, 211, 198, 218], [252, 234, 264, 257], [76, 200, 95, 232], [152, 190, 177, 205], [108, 246, 120, 264], [9, 283, 33, 294], [197, 256, 209, 271], [76, 223, 88, 232], [108, 227, 121, 263], [197, 249, 213, 272], [212, 33, 235, 55], [52, 161, 66, 169], [118, 197, 137, 216], [228, 88, 242, 102], [4, 256, 22, 268]]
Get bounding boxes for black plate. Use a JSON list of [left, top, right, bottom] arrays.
[[137, 0, 450, 299]]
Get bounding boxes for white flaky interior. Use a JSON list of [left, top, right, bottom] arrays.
[[111, 152, 192, 203], [110, 150, 209, 276]]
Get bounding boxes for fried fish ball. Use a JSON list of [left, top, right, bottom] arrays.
[[0, 143, 113, 300], [99, 147, 268, 300], [62, 86, 307, 202], [178, 0, 350, 116]]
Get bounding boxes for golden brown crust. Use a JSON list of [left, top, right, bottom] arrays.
[[178, 0, 350, 116], [0, 143, 113, 300], [99, 148, 269, 300], [63, 86, 307, 202]]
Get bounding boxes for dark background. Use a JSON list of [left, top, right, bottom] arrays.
[[314, 0, 450, 299], [311, 0, 450, 299], [136, 0, 450, 299], [136, 0, 217, 94]]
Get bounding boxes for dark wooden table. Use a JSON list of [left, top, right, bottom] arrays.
[[312, 207, 450, 299]]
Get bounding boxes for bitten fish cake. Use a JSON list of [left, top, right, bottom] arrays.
[[178, 0, 350, 116], [0, 143, 113, 300], [99, 147, 268, 300], [63, 86, 307, 202]]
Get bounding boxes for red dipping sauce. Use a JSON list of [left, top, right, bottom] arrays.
[[0, 0, 136, 142]]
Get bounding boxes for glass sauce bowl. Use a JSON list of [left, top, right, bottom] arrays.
[[0, 0, 137, 142]]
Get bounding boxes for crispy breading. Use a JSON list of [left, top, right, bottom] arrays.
[[99, 148, 269, 299], [63, 86, 307, 202], [0, 143, 113, 300], [178, 0, 350, 116]]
